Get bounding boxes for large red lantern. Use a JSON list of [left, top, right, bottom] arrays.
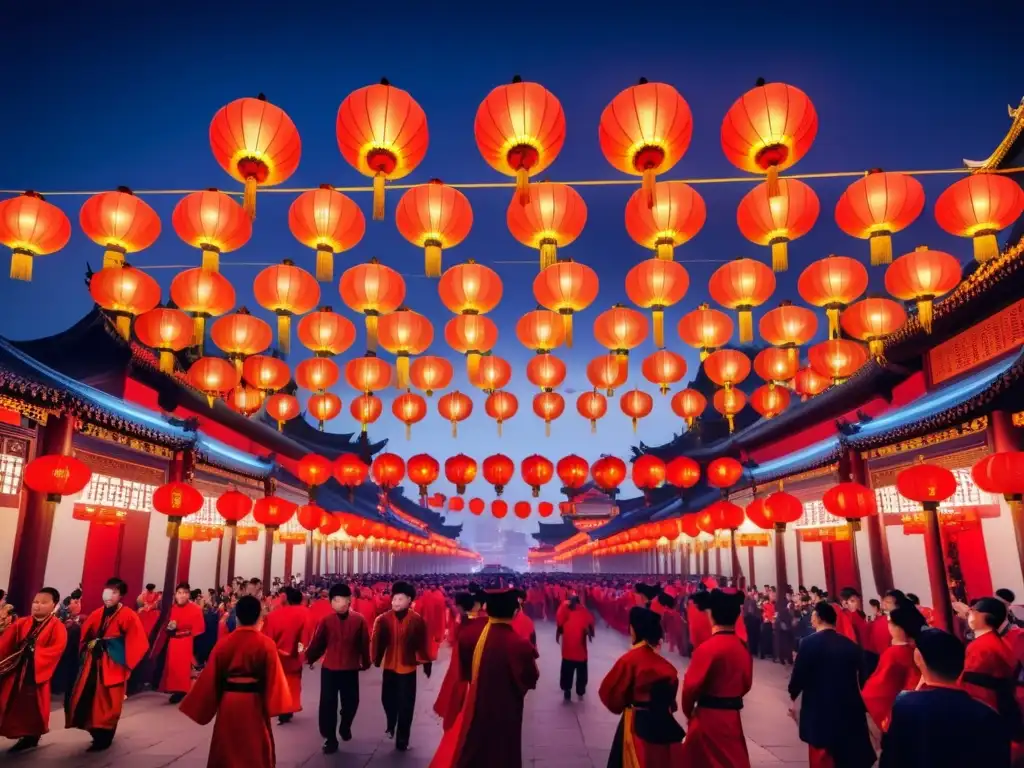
[[445, 454, 478, 495], [288, 184, 365, 282], [243, 355, 290, 395], [808, 339, 869, 384], [475, 76, 565, 204], [345, 355, 392, 394], [896, 464, 957, 510], [798, 255, 869, 339], [396, 179, 473, 277], [793, 367, 830, 399], [170, 267, 236, 352], [187, 356, 240, 406], [253, 496, 297, 529], [484, 390, 518, 436], [708, 258, 776, 342], [592, 456, 627, 496], [410, 356, 453, 397], [153, 481, 205, 521], [703, 349, 751, 390], [297, 454, 332, 489], [600, 79, 692, 206], [90, 264, 161, 341], [935, 173, 1024, 263], [445, 314, 498, 380], [759, 301, 818, 367], [678, 304, 733, 360], [134, 307, 193, 374], [642, 350, 686, 395], [507, 181, 586, 270], [841, 297, 907, 358], [339, 258, 406, 353], [671, 389, 707, 428], [210, 95, 301, 219], [265, 393, 299, 431], [349, 393, 382, 432], [227, 384, 262, 417], [309, 392, 343, 430], [737, 178, 819, 272], [173, 188, 252, 272], [334, 454, 369, 496], [216, 489, 253, 524], [710, 500, 745, 530], [620, 388, 654, 433], [557, 455, 590, 491], [253, 260, 319, 356], [625, 258, 689, 348], [392, 391, 427, 440], [319, 514, 342, 537], [753, 347, 798, 386], [23, 455, 91, 503], [521, 454, 554, 497], [576, 390, 608, 433], [587, 355, 627, 397], [707, 457, 743, 491], [483, 454, 515, 496], [337, 79, 428, 220], [750, 384, 791, 419], [377, 308, 433, 389], [884, 246, 962, 334], [764, 490, 804, 528], [532, 392, 565, 436], [296, 357, 340, 393], [822, 482, 877, 527], [632, 455, 666, 496], [533, 259, 599, 347], [0, 190, 71, 282], [517, 308, 565, 352], [371, 452, 406, 490], [438, 390, 473, 437], [973, 453, 1024, 507], [666, 456, 700, 491], [713, 388, 747, 433], [594, 304, 648, 370], [746, 497, 772, 531], [625, 181, 705, 261], [721, 79, 817, 199], [471, 355, 512, 393], [211, 309, 273, 374], [407, 454, 440, 498], [297, 307, 356, 358], [527, 354, 566, 392], [80, 187, 161, 269], [297, 504, 327, 533], [835, 170, 925, 266]]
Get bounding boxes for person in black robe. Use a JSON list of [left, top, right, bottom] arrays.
[[880, 628, 1009, 767], [787, 602, 875, 768]]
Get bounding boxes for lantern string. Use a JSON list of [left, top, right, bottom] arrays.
[[3, 166, 1021, 198], [137, 258, 738, 273]]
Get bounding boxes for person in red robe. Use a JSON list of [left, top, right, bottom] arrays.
[[306, 588, 332, 632], [431, 589, 539, 768], [689, 589, 713, 651], [511, 589, 537, 649], [151, 582, 205, 704], [371, 581, 433, 751], [861, 606, 926, 733], [262, 585, 309, 724], [415, 586, 447, 661], [557, 595, 595, 702], [136, 584, 161, 639], [599, 606, 686, 767], [0, 587, 68, 752], [179, 595, 291, 768], [355, 587, 378, 629], [65, 577, 149, 751], [305, 582, 371, 754], [433, 592, 485, 734], [962, 597, 1021, 740], [679, 589, 753, 767]]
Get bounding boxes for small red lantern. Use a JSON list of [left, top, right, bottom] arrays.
[[632, 455, 666, 498], [822, 482, 877, 527], [533, 392, 565, 437], [576, 390, 608, 433], [620, 388, 654, 433], [557, 455, 590, 491], [707, 457, 743, 491], [485, 390, 519, 436], [713, 388, 747, 433], [297, 503, 327, 532], [445, 454, 478, 495], [448, 496, 465, 512], [538, 501, 554, 518], [469, 498, 486, 516], [527, 353, 566, 392], [350, 394, 382, 433], [642, 350, 687, 396], [132, 306, 194, 375], [895, 464, 957, 510], [750, 384, 791, 419], [708, 258, 776, 342], [764, 490, 804, 528], [483, 454, 515, 496], [521, 454, 554, 497], [710, 499, 745, 530], [438, 390, 473, 437], [371, 452, 406, 490], [973, 452, 1024, 505], [297, 454, 332, 489], [308, 392, 343, 431], [23, 455, 92, 503], [253, 496, 297, 529], [334, 453, 369, 496], [671, 389, 706, 429], [884, 246, 961, 334], [666, 456, 700, 491], [591, 456, 627, 496], [492, 500, 509, 519], [265, 393, 299, 431], [407, 454, 440, 498], [216, 489, 253, 524], [392, 391, 428, 440], [514, 501, 532, 520], [153, 482, 205, 520], [410, 355, 453, 397]]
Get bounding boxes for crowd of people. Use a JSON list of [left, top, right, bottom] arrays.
[[0, 572, 1021, 766]]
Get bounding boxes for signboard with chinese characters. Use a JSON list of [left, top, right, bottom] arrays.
[[898, 505, 992, 535], [927, 296, 1024, 386], [799, 526, 851, 543], [736, 533, 770, 547]]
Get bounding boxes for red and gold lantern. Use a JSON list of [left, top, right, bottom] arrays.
[[485, 390, 519, 436], [507, 182, 586, 270], [438, 390, 473, 437], [173, 188, 251, 272], [339, 259, 406, 353], [625, 180, 705, 261], [678, 304, 733, 361], [533, 259, 599, 347], [396, 179, 472, 277], [521, 454, 554, 497], [288, 184, 365, 282], [798, 255, 868, 338], [835, 170, 925, 266], [884, 246, 961, 333], [576, 390, 608, 433], [80, 187, 161, 269], [625, 258, 689, 348], [253, 260, 319, 356], [0, 190, 71, 281], [935, 173, 1024, 263]]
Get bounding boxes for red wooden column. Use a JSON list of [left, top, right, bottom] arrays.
[[774, 524, 789, 610], [284, 543, 294, 581], [260, 479, 275, 588], [991, 410, 1024, 584], [923, 501, 953, 632], [9, 413, 74, 613], [843, 447, 892, 595], [747, 547, 756, 587], [224, 524, 238, 584], [730, 530, 741, 585], [158, 449, 193, 620], [304, 532, 314, 583]]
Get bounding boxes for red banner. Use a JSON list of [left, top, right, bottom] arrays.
[[736, 533, 770, 547], [927, 297, 1024, 386], [901, 507, 981, 535], [799, 526, 851, 543]]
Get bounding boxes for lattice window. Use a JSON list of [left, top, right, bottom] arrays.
[[0, 435, 28, 503]]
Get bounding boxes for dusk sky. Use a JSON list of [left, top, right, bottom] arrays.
[[2, 3, 1022, 539]]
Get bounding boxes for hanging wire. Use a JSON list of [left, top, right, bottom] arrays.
[[3, 166, 1021, 199]]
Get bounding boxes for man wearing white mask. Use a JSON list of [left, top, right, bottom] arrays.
[[65, 578, 148, 751]]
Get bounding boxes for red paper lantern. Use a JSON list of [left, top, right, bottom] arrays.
[[153, 482, 205, 520], [666, 456, 700, 490], [576, 390, 608, 433], [750, 384, 791, 419], [527, 354, 566, 392], [808, 339, 869, 384], [759, 302, 818, 364], [410, 355, 453, 397], [710, 499, 745, 530], [737, 178, 819, 272], [592, 456, 627, 495], [337, 79, 428, 220], [80, 187, 161, 269], [713, 388, 747, 433], [491, 500, 509, 519], [973, 452, 1024, 501], [211, 309, 273, 372], [696, 508, 719, 535], [407, 454, 440, 497], [625, 258, 689, 348], [835, 170, 925, 266], [371, 452, 406, 489], [517, 308, 566, 353], [707, 457, 743, 490], [587, 355, 627, 397], [134, 307, 193, 374], [753, 347, 798, 385], [210, 94, 301, 219], [296, 504, 327, 532], [334, 454, 369, 493], [448, 496, 465, 513], [841, 297, 907, 358], [514, 501, 532, 519], [935, 173, 1024, 263], [244, 356, 290, 395], [471, 354, 512, 393], [632, 455, 666, 492], [345, 355, 392, 394], [884, 246, 962, 334], [173, 188, 252, 272], [445, 454, 478, 495], [538, 501, 554, 518], [533, 392, 565, 436], [349, 393, 382, 432], [297, 454, 332, 488], [253, 260, 319, 355], [793, 367, 830, 399], [521, 455, 554, 497], [289, 184, 365, 282], [265, 393, 299, 430], [822, 482, 877, 522], [507, 181, 586, 270], [90, 264, 162, 340], [319, 514, 342, 537], [484, 390, 518, 436], [708, 258, 776, 342], [482, 454, 515, 496], [377, 308, 432, 389], [445, 314, 498, 379], [296, 357, 340, 393], [625, 180, 705, 261], [895, 464, 957, 509], [396, 179, 473, 277], [594, 305, 648, 370], [297, 307, 356, 358], [798, 255, 868, 339], [339, 258, 406, 353], [216, 489, 253, 524], [557, 455, 590, 491], [746, 497, 772, 531], [23, 455, 91, 503], [187, 357, 240, 406], [392, 392, 427, 440], [253, 495, 297, 528], [678, 304, 733, 360], [532, 259, 599, 347], [642, 350, 686, 396], [764, 491, 804, 528], [0, 190, 71, 282], [703, 349, 751, 389], [308, 392, 343, 430], [468, 498, 485, 516], [620, 388, 654, 433], [671, 389, 706, 428], [438, 390, 473, 437]]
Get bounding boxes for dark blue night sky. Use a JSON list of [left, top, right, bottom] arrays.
[[2, 2, 1022, 534]]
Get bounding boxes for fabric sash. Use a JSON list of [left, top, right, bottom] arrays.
[[0, 616, 52, 677], [696, 695, 744, 710], [223, 680, 263, 693]]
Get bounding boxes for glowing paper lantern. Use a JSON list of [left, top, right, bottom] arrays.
[[173, 188, 252, 272], [88, 264, 162, 341], [708, 258, 775, 343], [297, 307, 356, 358], [377, 307, 433, 389], [557, 455, 590, 491], [642, 350, 686, 395], [808, 339, 869, 384], [737, 178, 819, 272], [671, 389, 706, 428], [576, 390, 608, 433], [410, 355, 453, 397], [445, 315, 498, 380], [625, 258, 689, 347], [883, 246, 961, 333], [211, 309, 273, 373], [80, 187, 161, 269], [371, 452, 406, 490], [703, 349, 751, 390], [309, 392, 343, 430], [243, 355, 290, 395], [620, 388, 654, 433], [265, 393, 299, 430], [798, 255, 868, 338], [841, 297, 907, 358], [349, 393, 382, 432], [0, 191, 71, 282], [339, 258, 406, 353], [625, 180, 705, 261], [253, 260, 319, 356], [445, 454, 477, 495], [407, 454, 440, 497], [485, 390, 519, 436], [507, 181, 586, 270], [296, 357, 340, 393], [483, 453, 515, 495], [533, 259, 599, 347], [750, 384, 791, 419], [527, 353, 566, 392], [713, 388, 747, 433], [759, 301, 818, 366], [593, 304, 648, 371], [666, 456, 700, 490], [517, 308, 565, 352], [438, 390, 473, 437], [533, 392, 565, 436], [678, 304, 733, 361], [935, 173, 1024, 263], [134, 306, 192, 374], [835, 170, 925, 266], [587, 354, 627, 396], [23, 455, 91, 503], [395, 179, 473, 277], [471, 355, 512, 393], [707, 457, 743, 491], [288, 184, 365, 282], [793, 367, 830, 399], [392, 391, 427, 439], [591, 456, 627, 496], [521, 454, 554, 497]]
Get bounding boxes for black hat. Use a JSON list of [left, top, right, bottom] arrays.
[[707, 589, 743, 625], [635, 583, 661, 600], [916, 628, 966, 680], [328, 583, 352, 600], [392, 581, 416, 600], [628, 606, 664, 645], [971, 596, 1008, 629], [889, 606, 926, 638], [484, 589, 520, 619]]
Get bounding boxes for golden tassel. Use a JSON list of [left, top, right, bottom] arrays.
[[869, 338, 884, 358], [425, 243, 442, 278], [202, 248, 220, 272], [974, 231, 999, 263], [277, 314, 291, 356], [655, 241, 673, 261], [451, 420, 458, 438], [365, 314, 379, 353], [166, 518, 181, 538], [685, 417, 694, 429], [563, 314, 574, 348], [765, 165, 781, 200], [632, 418, 638, 434], [516, 168, 530, 205], [539, 241, 556, 271], [276, 420, 283, 432], [206, 394, 215, 408], [396, 355, 409, 389], [467, 352, 481, 380], [727, 414, 735, 433], [243, 176, 258, 220], [9, 251, 32, 282], [103, 248, 125, 269], [361, 421, 367, 433], [115, 315, 131, 340], [700, 348, 709, 362], [653, 309, 665, 348], [232, 357, 243, 376], [591, 419, 597, 434], [545, 421, 551, 438], [316, 247, 334, 282], [869, 233, 892, 266], [158, 350, 174, 374], [738, 310, 753, 343], [405, 423, 411, 441], [372, 173, 386, 221], [826, 307, 840, 339], [192, 315, 206, 351], [497, 420, 503, 438], [917, 299, 934, 334], [771, 240, 788, 273]]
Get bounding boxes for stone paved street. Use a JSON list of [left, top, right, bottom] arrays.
[[16, 621, 810, 767]]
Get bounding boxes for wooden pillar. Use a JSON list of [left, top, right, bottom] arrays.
[[283, 543, 294, 582], [214, 531, 224, 590], [160, 450, 192, 618], [991, 410, 1024, 586], [923, 502, 953, 632], [747, 546, 756, 587], [844, 446, 891, 595], [224, 523, 238, 584], [9, 414, 74, 614], [774, 524, 789, 613], [261, 528, 276, 589], [795, 535, 805, 589], [730, 530, 741, 584], [714, 544, 723, 577], [304, 531, 314, 583], [701, 548, 709, 576]]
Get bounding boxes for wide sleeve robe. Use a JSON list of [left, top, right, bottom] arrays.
[[0, 615, 67, 738]]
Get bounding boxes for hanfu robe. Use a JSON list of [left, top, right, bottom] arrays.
[[687, 600, 712, 651], [66, 603, 149, 732], [861, 643, 919, 731], [262, 603, 310, 713], [511, 609, 537, 649], [679, 630, 753, 768], [153, 601, 205, 694], [136, 591, 161, 638], [432, 615, 485, 731], [599, 641, 686, 767], [0, 615, 67, 738], [962, 629, 1021, 740], [179, 626, 291, 768]]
